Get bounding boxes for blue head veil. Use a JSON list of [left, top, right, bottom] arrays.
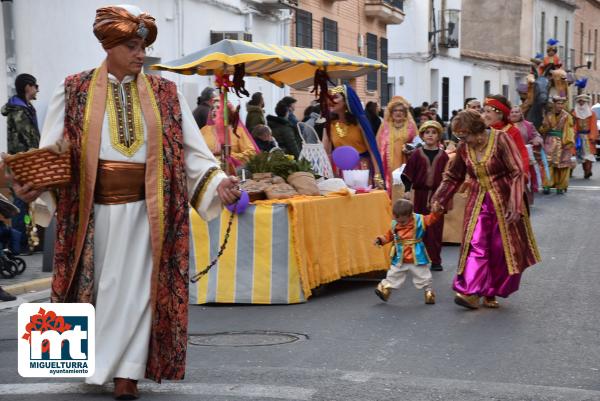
[[342, 85, 385, 186]]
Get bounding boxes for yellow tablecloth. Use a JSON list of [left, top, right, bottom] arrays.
[[190, 190, 392, 303]]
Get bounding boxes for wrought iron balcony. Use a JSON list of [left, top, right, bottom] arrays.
[[384, 0, 403, 11], [365, 0, 405, 25], [246, 0, 298, 11]]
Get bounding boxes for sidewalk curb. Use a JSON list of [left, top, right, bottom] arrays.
[[3, 278, 51, 296]]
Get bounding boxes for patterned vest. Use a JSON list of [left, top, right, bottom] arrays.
[[390, 214, 431, 266]]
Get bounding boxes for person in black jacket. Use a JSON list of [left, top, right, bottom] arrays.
[[365, 101, 382, 136], [1, 73, 41, 253], [267, 101, 301, 159], [246, 92, 266, 133]]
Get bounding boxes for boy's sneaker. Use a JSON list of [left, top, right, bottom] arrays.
[[0, 287, 16, 302], [424, 290, 436, 304], [374, 283, 391, 302], [430, 263, 443, 271]]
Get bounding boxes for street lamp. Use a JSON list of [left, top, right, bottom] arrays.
[[573, 52, 595, 71], [429, 9, 460, 46]]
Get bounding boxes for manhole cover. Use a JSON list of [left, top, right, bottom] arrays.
[[188, 331, 307, 347]]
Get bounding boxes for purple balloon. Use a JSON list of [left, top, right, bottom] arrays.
[[332, 146, 360, 171], [226, 190, 250, 214]]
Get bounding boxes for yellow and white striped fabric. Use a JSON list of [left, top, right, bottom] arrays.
[[151, 39, 386, 89], [190, 204, 305, 304]]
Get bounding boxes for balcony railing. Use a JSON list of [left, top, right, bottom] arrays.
[[383, 0, 403, 11], [365, 0, 405, 24], [246, 0, 298, 10]]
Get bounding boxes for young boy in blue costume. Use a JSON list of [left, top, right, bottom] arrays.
[[374, 198, 441, 304]]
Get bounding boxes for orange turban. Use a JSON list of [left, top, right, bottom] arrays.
[[93, 5, 157, 49]]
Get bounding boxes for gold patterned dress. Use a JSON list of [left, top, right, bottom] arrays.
[[376, 120, 417, 192], [539, 110, 574, 190], [330, 120, 370, 170], [431, 129, 540, 298]]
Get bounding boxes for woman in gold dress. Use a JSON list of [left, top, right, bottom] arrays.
[[376, 97, 418, 194], [323, 85, 384, 187]]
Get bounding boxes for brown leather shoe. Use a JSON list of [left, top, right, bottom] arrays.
[[113, 378, 139, 400]]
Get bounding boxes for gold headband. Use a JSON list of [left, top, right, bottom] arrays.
[[329, 85, 345, 95]]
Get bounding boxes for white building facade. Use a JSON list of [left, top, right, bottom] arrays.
[[387, 0, 576, 122], [388, 0, 522, 122], [387, 0, 466, 120], [0, 0, 291, 151]]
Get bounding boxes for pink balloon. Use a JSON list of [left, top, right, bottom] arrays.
[[226, 190, 250, 214], [332, 146, 360, 170]]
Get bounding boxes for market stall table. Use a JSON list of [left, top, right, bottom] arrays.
[[190, 190, 392, 304]]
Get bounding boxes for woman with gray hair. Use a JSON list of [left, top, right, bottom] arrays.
[[192, 86, 216, 129], [245, 92, 266, 133]]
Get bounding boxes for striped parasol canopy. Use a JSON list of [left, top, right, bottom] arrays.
[[150, 39, 386, 89]]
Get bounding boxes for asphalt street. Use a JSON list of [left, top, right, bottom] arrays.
[[0, 164, 599, 400]]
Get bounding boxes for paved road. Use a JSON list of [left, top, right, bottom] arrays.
[[0, 166, 599, 400]]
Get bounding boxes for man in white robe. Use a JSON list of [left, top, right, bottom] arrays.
[[13, 5, 240, 399]]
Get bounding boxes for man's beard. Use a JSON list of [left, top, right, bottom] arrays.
[[575, 103, 592, 119]]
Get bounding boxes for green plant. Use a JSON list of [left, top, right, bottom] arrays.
[[295, 158, 315, 174], [267, 151, 297, 180], [245, 152, 272, 174], [245, 152, 317, 180], [279, 157, 315, 180]]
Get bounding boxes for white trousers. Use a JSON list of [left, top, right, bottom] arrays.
[[381, 263, 433, 291], [85, 201, 153, 385]]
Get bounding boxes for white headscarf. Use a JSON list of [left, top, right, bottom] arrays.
[[574, 98, 592, 120]]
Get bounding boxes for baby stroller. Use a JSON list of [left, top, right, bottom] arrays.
[[0, 193, 24, 279]]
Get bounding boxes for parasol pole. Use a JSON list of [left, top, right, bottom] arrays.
[[217, 73, 231, 173], [223, 88, 230, 173]]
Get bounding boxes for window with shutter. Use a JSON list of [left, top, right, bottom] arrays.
[[210, 31, 252, 44], [379, 37, 388, 106], [366, 33, 378, 91], [323, 18, 338, 52], [296, 10, 313, 48]]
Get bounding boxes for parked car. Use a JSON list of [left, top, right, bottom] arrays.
[[591, 103, 600, 160]]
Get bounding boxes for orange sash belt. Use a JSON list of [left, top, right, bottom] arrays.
[[94, 160, 145, 204]]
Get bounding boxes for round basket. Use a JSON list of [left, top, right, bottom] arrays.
[[4, 147, 72, 190]]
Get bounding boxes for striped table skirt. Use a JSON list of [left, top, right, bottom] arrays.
[[190, 203, 305, 304]]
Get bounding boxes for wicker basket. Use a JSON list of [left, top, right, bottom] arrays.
[[4, 145, 72, 190]]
